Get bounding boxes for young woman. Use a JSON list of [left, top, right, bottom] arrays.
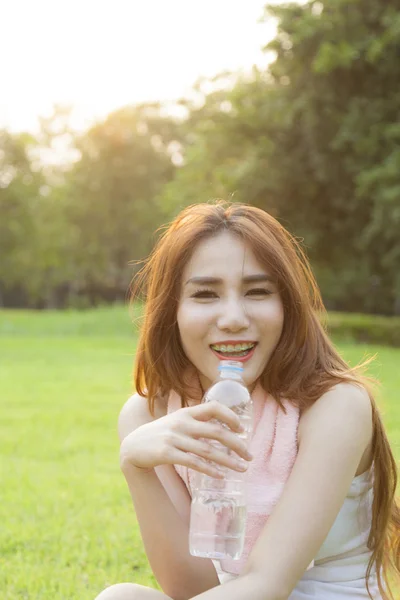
[[95, 201, 399, 600]]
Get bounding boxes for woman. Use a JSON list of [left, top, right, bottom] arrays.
[[95, 201, 399, 600]]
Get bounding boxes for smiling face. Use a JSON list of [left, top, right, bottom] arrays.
[[177, 231, 285, 392]]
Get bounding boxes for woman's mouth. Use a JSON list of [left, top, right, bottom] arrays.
[[210, 342, 257, 362]]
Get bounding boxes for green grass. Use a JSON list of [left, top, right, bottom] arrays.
[[1, 306, 399, 599]]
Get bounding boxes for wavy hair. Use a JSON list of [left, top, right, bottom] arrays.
[[131, 200, 399, 599]]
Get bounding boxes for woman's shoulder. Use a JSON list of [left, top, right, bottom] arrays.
[[118, 390, 168, 442], [298, 382, 374, 477], [299, 381, 371, 424]]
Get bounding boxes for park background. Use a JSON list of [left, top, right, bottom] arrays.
[[1, 0, 399, 598]]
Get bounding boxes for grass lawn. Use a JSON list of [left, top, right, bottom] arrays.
[[1, 306, 399, 599]]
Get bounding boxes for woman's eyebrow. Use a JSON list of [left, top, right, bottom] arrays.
[[185, 274, 275, 286]]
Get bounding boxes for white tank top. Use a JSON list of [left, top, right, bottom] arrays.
[[216, 467, 385, 599]]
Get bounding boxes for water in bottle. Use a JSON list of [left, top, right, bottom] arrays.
[[189, 360, 253, 560]]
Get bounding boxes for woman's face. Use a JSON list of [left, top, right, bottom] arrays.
[[177, 231, 284, 392]]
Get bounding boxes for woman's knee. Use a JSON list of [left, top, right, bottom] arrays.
[[94, 582, 145, 599], [94, 582, 169, 600]]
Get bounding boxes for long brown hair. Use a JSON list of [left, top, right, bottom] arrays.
[[131, 200, 399, 599]]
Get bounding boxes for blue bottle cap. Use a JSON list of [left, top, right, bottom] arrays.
[[218, 360, 244, 373]]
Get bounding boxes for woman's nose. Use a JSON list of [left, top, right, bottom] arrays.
[[217, 297, 250, 331]]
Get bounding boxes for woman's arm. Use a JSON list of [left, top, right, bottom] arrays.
[[119, 395, 220, 600], [184, 383, 373, 600], [233, 383, 373, 600]]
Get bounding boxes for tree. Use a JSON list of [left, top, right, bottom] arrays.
[[67, 103, 180, 303], [1, 106, 84, 308], [259, 0, 400, 314], [162, 0, 400, 315], [0, 130, 44, 305]]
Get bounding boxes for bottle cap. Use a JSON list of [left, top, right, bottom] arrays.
[[218, 360, 244, 373]]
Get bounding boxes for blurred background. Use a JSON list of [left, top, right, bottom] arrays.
[[1, 0, 399, 318]]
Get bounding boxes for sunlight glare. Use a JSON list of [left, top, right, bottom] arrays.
[[1, 0, 277, 133]]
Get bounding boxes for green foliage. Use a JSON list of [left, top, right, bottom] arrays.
[[263, 0, 400, 314], [65, 103, 179, 303], [0, 130, 44, 300], [326, 311, 400, 347], [0, 105, 179, 308], [0, 107, 82, 308], [1, 1, 400, 313], [162, 0, 400, 315]]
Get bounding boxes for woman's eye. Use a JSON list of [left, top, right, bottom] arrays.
[[191, 290, 216, 298], [247, 288, 272, 296], [191, 288, 272, 299]]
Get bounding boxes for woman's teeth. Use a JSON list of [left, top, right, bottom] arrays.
[[210, 343, 255, 357]]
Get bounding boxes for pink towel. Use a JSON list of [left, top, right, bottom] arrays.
[[167, 379, 314, 576]]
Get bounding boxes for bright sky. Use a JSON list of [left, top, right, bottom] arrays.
[[1, 0, 286, 134]]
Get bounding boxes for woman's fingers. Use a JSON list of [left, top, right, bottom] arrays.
[[179, 415, 252, 462], [189, 400, 243, 433], [167, 446, 225, 479], [186, 401, 248, 453], [173, 434, 250, 474]]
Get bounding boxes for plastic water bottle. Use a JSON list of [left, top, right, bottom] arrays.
[[189, 360, 253, 560]]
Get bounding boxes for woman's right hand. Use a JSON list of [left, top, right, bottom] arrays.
[[119, 401, 253, 478]]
